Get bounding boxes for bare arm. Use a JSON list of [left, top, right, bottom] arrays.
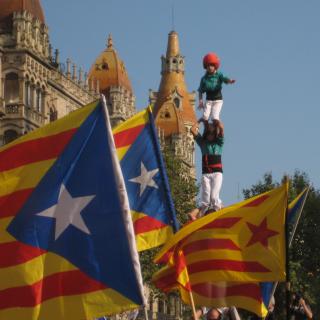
[[191, 122, 200, 137], [300, 299, 313, 319]]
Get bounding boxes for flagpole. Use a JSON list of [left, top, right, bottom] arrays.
[[188, 289, 198, 320], [284, 179, 291, 320], [143, 306, 149, 320], [101, 95, 147, 315]]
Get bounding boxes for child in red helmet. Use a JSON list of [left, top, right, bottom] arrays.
[[198, 52, 235, 131]]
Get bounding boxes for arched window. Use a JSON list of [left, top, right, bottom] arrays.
[[30, 82, 35, 108], [4, 73, 19, 104], [49, 107, 58, 122], [158, 300, 164, 314], [25, 81, 31, 107], [173, 97, 180, 109], [36, 87, 42, 112], [3, 129, 18, 144]]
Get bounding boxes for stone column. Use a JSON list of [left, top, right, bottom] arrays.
[[72, 63, 77, 81], [66, 58, 71, 78], [19, 76, 25, 110], [78, 67, 83, 85], [55, 49, 60, 65]]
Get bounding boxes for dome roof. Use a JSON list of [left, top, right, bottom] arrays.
[[88, 35, 132, 95], [155, 100, 186, 137], [0, 0, 45, 25]]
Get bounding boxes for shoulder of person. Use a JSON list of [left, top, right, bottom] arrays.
[[217, 70, 225, 77]]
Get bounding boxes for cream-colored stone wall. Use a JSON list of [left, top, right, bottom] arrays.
[[0, 10, 97, 145]]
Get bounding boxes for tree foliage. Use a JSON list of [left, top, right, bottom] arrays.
[[242, 170, 320, 319]]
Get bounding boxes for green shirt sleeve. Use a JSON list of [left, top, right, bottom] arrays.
[[198, 76, 205, 93], [219, 72, 231, 84]]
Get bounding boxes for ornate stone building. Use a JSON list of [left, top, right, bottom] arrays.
[[0, 0, 99, 146], [88, 34, 136, 128], [150, 31, 197, 179]]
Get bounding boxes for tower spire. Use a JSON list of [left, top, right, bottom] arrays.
[[171, 3, 175, 31], [166, 31, 180, 58], [107, 34, 113, 49]]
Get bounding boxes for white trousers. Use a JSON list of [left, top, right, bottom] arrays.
[[203, 100, 223, 121], [200, 172, 223, 215]]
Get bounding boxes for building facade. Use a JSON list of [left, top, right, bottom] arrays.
[[0, 0, 99, 145]]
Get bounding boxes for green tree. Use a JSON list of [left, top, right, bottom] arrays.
[[242, 170, 320, 319], [163, 147, 199, 226]]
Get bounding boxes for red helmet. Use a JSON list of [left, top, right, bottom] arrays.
[[203, 52, 220, 69]]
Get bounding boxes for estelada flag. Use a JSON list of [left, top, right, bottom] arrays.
[[0, 99, 145, 319], [154, 184, 306, 318], [113, 107, 178, 251], [154, 183, 288, 284], [153, 184, 288, 317]]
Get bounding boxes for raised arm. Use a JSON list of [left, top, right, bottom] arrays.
[[191, 121, 200, 137], [300, 298, 313, 319], [220, 73, 236, 84]]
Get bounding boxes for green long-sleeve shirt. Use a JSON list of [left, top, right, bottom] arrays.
[[195, 134, 224, 156], [198, 71, 231, 100]]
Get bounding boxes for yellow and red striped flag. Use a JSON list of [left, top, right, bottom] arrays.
[[0, 100, 145, 319], [153, 183, 288, 316]]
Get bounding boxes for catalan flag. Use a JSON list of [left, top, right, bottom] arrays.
[[153, 184, 288, 315], [154, 183, 288, 282], [113, 107, 178, 251], [0, 99, 145, 319], [154, 184, 305, 317]]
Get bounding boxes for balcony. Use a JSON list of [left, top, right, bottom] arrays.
[[3, 103, 45, 126]]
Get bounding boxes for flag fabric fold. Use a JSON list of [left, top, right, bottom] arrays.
[[0, 99, 145, 319], [113, 107, 178, 251], [153, 184, 288, 317], [155, 183, 288, 282], [257, 187, 310, 316]]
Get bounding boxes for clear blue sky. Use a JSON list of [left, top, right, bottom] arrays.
[[42, 0, 320, 206]]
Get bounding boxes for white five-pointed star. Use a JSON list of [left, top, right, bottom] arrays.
[[129, 162, 159, 196], [36, 184, 95, 240]]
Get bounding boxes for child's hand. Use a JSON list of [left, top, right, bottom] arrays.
[[229, 79, 236, 84], [198, 99, 204, 109]]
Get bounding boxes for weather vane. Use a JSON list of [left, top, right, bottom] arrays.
[[171, 2, 175, 30]]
